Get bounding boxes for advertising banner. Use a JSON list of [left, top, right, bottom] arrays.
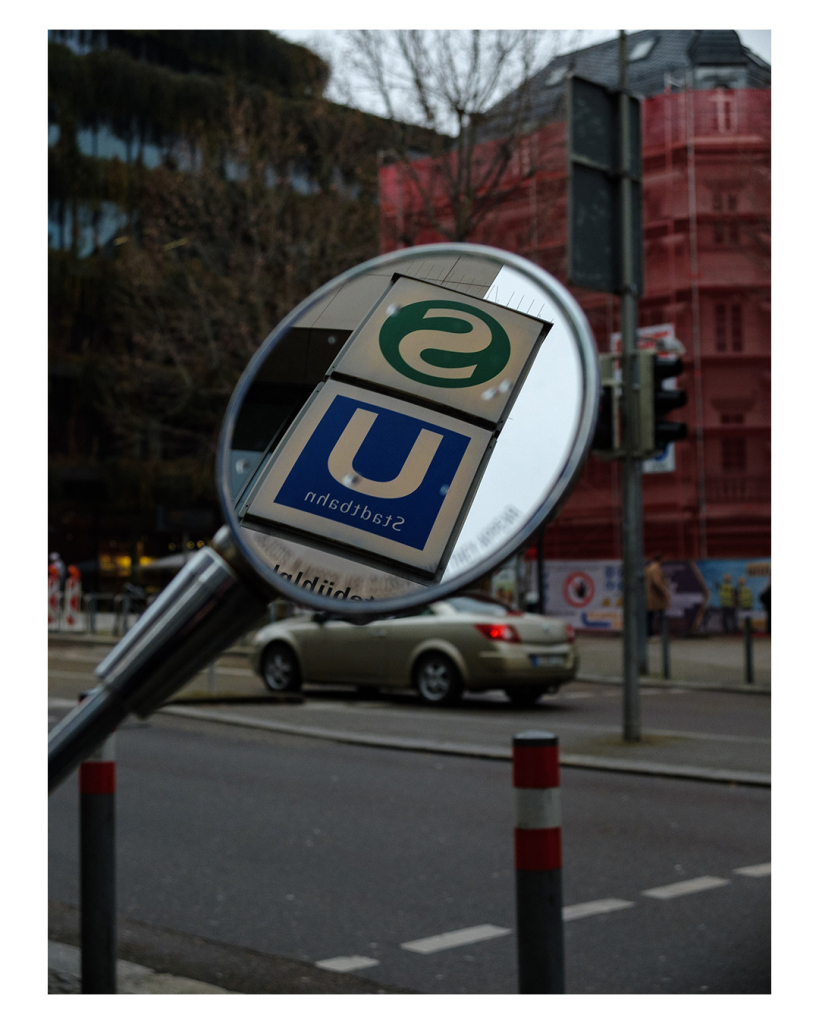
[[528, 557, 770, 634], [696, 558, 770, 633], [529, 560, 624, 631]]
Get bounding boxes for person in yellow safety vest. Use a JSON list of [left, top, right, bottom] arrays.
[[737, 577, 753, 625], [719, 573, 738, 634]]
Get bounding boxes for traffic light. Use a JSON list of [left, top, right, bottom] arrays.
[[591, 353, 621, 457], [648, 352, 688, 454]]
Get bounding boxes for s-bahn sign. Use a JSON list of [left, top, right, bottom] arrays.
[[240, 276, 552, 582], [328, 275, 550, 426]]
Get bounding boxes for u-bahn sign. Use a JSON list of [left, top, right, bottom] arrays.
[[242, 380, 493, 579], [239, 276, 552, 583]]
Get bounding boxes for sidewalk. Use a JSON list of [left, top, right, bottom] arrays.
[[575, 632, 770, 692], [48, 900, 408, 994]]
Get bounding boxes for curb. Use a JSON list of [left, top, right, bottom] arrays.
[[49, 635, 770, 695], [49, 900, 411, 995], [155, 704, 771, 787], [576, 673, 770, 695]]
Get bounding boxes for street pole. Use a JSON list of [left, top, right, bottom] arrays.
[[619, 31, 643, 742]]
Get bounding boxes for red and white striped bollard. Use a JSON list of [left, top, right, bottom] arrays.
[[78, 690, 117, 994], [513, 730, 565, 993]]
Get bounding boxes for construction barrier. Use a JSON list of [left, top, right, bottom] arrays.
[[63, 566, 83, 631], [48, 566, 61, 630]]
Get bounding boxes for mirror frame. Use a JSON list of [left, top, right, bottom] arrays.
[[217, 242, 600, 618]]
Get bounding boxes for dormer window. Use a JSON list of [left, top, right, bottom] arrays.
[[629, 37, 657, 61], [544, 66, 567, 86]]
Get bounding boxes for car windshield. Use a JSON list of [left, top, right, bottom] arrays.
[[447, 596, 520, 616]]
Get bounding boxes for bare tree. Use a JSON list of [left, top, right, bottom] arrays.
[[338, 29, 576, 243]]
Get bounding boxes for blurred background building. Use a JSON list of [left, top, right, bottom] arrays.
[[48, 30, 408, 590], [379, 29, 771, 560], [49, 28, 770, 596]]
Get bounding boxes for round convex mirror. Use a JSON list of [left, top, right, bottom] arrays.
[[218, 243, 599, 617]]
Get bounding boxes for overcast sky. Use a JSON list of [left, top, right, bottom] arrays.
[[275, 28, 771, 120]]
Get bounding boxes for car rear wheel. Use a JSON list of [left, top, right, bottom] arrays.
[[505, 686, 548, 707], [261, 643, 302, 693], [414, 652, 463, 706]]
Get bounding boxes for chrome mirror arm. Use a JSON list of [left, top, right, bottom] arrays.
[[48, 528, 271, 792]]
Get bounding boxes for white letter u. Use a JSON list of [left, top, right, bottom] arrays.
[[327, 408, 442, 499]]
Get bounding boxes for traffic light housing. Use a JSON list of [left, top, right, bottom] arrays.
[[647, 352, 688, 454], [591, 353, 621, 457]]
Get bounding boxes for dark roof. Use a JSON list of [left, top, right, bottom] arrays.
[[487, 29, 770, 133]]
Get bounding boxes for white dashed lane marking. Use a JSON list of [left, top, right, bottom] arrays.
[[563, 898, 635, 920], [642, 876, 730, 899], [315, 955, 379, 973], [734, 862, 771, 877], [401, 924, 511, 954], [315, 862, 768, 972]]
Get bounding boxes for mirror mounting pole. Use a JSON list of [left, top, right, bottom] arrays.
[[48, 528, 272, 793]]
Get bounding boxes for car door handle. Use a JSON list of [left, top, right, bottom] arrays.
[[372, 630, 387, 638]]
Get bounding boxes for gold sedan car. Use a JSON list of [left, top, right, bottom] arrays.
[[249, 593, 577, 707]]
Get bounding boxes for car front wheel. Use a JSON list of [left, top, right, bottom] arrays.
[[413, 652, 463, 706], [261, 643, 302, 693]]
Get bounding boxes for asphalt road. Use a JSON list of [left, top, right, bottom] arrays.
[[48, 705, 770, 994]]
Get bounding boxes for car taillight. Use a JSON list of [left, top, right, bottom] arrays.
[[475, 623, 520, 643], [565, 624, 576, 643]]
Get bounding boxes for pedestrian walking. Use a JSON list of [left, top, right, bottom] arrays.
[[49, 551, 67, 591], [645, 554, 670, 638], [719, 573, 738, 634], [759, 582, 771, 635]]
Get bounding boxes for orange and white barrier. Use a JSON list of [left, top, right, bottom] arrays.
[[48, 566, 61, 630], [64, 566, 83, 631]]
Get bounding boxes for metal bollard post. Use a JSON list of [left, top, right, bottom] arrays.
[[661, 612, 670, 680], [78, 690, 117, 994], [744, 615, 754, 685], [513, 731, 565, 994]]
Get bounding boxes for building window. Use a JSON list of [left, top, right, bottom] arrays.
[[709, 91, 737, 132], [715, 303, 743, 352], [721, 438, 746, 472], [713, 221, 725, 244], [720, 414, 744, 425], [715, 303, 727, 351], [730, 304, 744, 351]]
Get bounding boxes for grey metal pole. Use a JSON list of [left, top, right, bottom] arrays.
[[78, 691, 117, 994], [619, 31, 642, 741], [513, 731, 565, 994], [744, 615, 754, 685], [661, 611, 671, 680]]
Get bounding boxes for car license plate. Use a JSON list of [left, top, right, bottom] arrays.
[[531, 654, 564, 667]]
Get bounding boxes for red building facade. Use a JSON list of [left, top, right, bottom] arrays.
[[378, 80, 770, 561]]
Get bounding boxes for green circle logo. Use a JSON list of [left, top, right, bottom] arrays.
[[379, 300, 511, 388]]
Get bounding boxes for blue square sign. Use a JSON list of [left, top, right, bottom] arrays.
[[243, 381, 492, 577]]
